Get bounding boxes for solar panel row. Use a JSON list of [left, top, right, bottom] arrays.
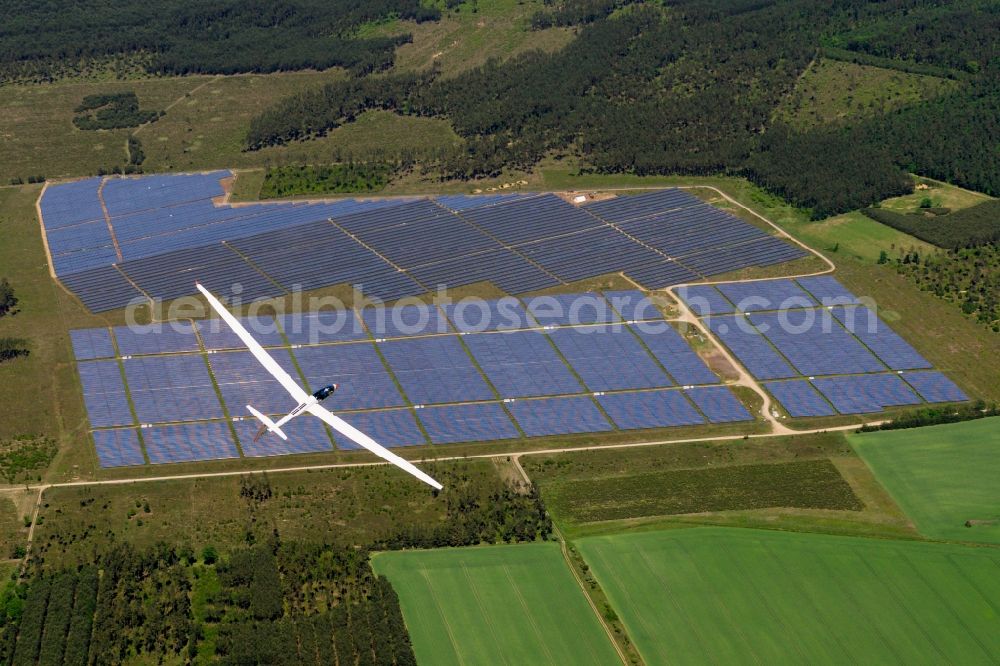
[[45, 177, 810, 312], [549, 325, 672, 391], [143, 422, 239, 464], [464, 331, 583, 398], [70, 328, 115, 360], [811, 374, 922, 414], [831, 306, 931, 370], [763, 380, 836, 418], [78, 360, 133, 427], [92, 429, 146, 468], [706, 315, 797, 380], [598, 390, 705, 429], [523, 292, 621, 326], [603, 290, 664, 322], [675, 285, 735, 316], [749, 310, 886, 377], [717, 279, 817, 313], [631, 324, 719, 386], [685, 386, 753, 423], [901, 371, 968, 403]]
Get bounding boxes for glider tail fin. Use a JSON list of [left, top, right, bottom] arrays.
[[246, 405, 288, 441]]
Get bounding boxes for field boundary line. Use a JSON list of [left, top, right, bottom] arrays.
[[417, 568, 467, 665], [499, 563, 560, 665], [510, 456, 630, 665], [459, 562, 513, 665]]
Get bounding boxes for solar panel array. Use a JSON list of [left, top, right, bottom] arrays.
[[685, 386, 753, 423], [507, 397, 612, 437], [42, 175, 809, 312], [598, 390, 705, 430], [92, 429, 146, 468], [73, 288, 757, 467], [143, 422, 240, 464], [693, 277, 968, 417]]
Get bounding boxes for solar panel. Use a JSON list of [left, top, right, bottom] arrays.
[[59, 265, 146, 313], [624, 261, 700, 289], [234, 417, 333, 457], [705, 315, 797, 380], [674, 285, 734, 317], [143, 422, 239, 464], [354, 206, 499, 269], [409, 248, 559, 295], [902, 371, 968, 404], [291, 343, 404, 409], [458, 194, 603, 245], [717, 279, 818, 313], [684, 386, 752, 423], [70, 328, 116, 360], [795, 275, 861, 306], [114, 321, 199, 356], [748, 310, 886, 377], [464, 331, 582, 398], [584, 189, 703, 223], [332, 409, 427, 449], [92, 429, 146, 468], [523, 293, 621, 326], [435, 193, 536, 212], [548, 325, 671, 391], [763, 380, 836, 417], [196, 315, 286, 350], [417, 403, 519, 444], [602, 290, 664, 322], [361, 304, 452, 339], [516, 226, 666, 283], [209, 349, 302, 416], [443, 297, 535, 332], [831, 306, 931, 370], [78, 360, 134, 427], [811, 374, 922, 414], [508, 396, 612, 437], [597, 390, 704, 429], [123, 354, 225, 423], [630, 323, 719, 385], [378, 336, 494, 404], [278, 310, 368, 345]]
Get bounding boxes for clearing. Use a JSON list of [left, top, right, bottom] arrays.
[[371, 542, 620, 665], [578, 527, 1000, 665], [850, 417, 1000, 544]]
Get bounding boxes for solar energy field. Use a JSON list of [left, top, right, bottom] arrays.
[[73, 290, 754, 468], [677, 277, 968, 416], [40, 172, 809, 312]]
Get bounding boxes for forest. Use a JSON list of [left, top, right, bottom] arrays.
[[72, 92, 161, 131], [245, 0, 1000, 219], [861, 200, 1000, 249], [0, 465, 552, 663], [0, 0, 440, 79], [259, 163, 397, 198]]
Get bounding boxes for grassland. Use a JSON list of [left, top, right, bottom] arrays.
[[31, 459, 513, 569], [372, 0, 573, 78], [522, 432, 916, 540], [776, 58, 960, 128], [578, 527, 1000, 665], [371, 543, 620, 665], [832, 258, 1000, 402], [850, 418, 1000, 544]]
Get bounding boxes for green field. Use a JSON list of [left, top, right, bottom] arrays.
[[578, 527, 1000, 665], [776, 58, 959, 128], [850, 418, 1000, 544], [372, 543, 620, 665]]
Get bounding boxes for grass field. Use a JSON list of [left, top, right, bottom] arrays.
[[522, 433, 916, 540], [373, 0, 573, 78], [776, 58, 959, 128], [833, 258, 1000, 403], [371, 543, 620, 665], [850, 418, 1000, 544], [578, 527, 1000, 665]]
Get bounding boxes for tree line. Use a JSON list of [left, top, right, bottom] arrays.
[[245, 0, 1000, 219], [0, 0, 441, 79], [862, 200, 1000, 249]]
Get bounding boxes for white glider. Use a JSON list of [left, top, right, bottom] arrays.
[[195, 283, 442, 490]]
